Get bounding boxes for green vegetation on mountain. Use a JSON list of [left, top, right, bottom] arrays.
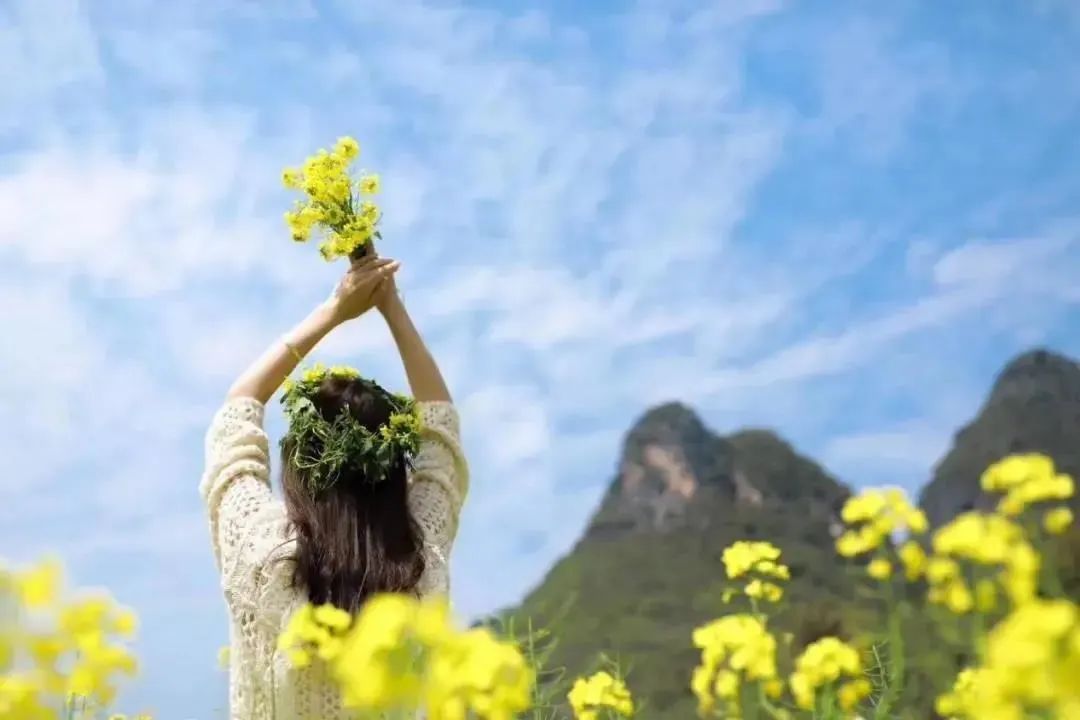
[[495, 349, 1080, 719]]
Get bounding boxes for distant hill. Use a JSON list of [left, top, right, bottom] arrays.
[[502, 403, 862, 718], [494, 349, 1080, 719], [920, 347, 1080, 596], [920, 348, 1080, 523]]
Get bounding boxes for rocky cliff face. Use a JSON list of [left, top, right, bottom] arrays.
[[584, 402, 849, 542], [584, 402, 735, 537], [920, 349, 1080, 526]]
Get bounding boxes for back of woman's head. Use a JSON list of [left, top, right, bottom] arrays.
[[280, 372, 425, 612]]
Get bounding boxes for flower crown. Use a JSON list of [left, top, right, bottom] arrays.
[[280, 364, 422, 494]]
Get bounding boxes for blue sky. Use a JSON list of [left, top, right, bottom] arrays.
[[2, 0, 1079, 716]]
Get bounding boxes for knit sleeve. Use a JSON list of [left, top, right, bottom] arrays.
[[199, 396, 276, 575], [409, 401, 469, 591]]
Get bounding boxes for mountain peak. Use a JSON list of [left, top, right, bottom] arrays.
[[989, 348, 1080, 404], [583, 403, 733, 537], [625, 401, 710, 442], [584, 403, 851, 540], [921, 347, 1080, 525]]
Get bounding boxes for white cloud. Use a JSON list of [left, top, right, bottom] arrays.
[[459, 384, 552, 473], [0, 0, 103, 131], [0, 119, 292, 296], [809, 14, 959, 159], [3, 3, 1080, 715], [933, 235, 1075, 289], [693, 286, 992, 396], [824, 425, 950, 472]]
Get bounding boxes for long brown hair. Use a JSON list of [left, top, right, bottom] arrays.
[[280, 374, 425, 612]]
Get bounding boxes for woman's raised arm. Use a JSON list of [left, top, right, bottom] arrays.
[[377, 284, 451, 403], [226, 257, 399, 404]]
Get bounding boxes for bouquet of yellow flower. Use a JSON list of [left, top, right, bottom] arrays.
[[282, 136, 382, 262]]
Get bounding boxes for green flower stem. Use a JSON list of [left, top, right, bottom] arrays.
[[1022, 516, 1067, 598], [971, 605, 987, 661], [818, 686, 838, 720], [1040, 533, 1068, 599], [873, 582, 904, 720], [756, 684, 788, 720]]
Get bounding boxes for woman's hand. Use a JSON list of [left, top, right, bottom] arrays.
[[326, 256, 401, 324], [373, 265, 403, 315]]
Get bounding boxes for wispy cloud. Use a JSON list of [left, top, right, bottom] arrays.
[[2, 1, 1079, 716]]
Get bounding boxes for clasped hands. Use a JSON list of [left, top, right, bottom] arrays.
[[325, 250, 402, 325]]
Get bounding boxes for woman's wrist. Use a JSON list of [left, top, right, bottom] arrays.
[[283, 303, 340, 352], [378, 292, 407, 321], [315, 299, 348, 329]]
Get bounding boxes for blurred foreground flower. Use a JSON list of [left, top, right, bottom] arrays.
[[568, 671, 634, 720], [929, 512, 1039, 611], [722, 541, 789, 604], [279, 593, 534, 719], [0, 556, 140, 718], [1044, 506, 1074, 535], [836, 487, 927, 559], [937, 599, 1080, 718], [691, 614, 780, 717], [789, 637, 870, 714], [981, 453, 1074, 517]]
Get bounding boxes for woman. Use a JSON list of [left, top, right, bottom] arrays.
[[199, 255, 468, 719]]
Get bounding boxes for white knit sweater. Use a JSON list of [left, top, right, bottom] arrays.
[[199, 396, 469, 720]]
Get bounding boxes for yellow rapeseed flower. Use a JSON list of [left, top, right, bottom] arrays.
[[721, 541, 790, 605], [334, 136, 360, 161], [27, 633, 64, 669], [838, 679, 873, 711], [283, 138, 385, 262], [926, 556, 959, 584], [898, 540, 927, 580], [836, 487, 927, 559], [929, 511, 1040, 610], [935, 667, 984, 719], [841, 489, 888, 523], [836, 527, 879, 558], [65, 633, 139, 706], [789, 637, 867, 712], [867, 557, 892, 581], [112, 608, 137, 637], [568, 671, 634, 720], [745, 579, 784, 603], [0, 673, 52, 719], [313, 603, 352, 631], [359, 174, 381, 195], [1044, 506, 1073, 535], [425, 626, 533, 720], [327, 595, 424, 710], [691, 614, 777, 717], [16, 557, 62, 608], [981, 453, 1054, 493], [282, 168, 303, 189], [279, 601, 355, 668], [981, 453, 1074, 517], [287, 593, 533, 719], [721, 541, 781, 577], [360, 200, 381, 224], [948, 600, 1080, 718], [1, 556, 142, 716]]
